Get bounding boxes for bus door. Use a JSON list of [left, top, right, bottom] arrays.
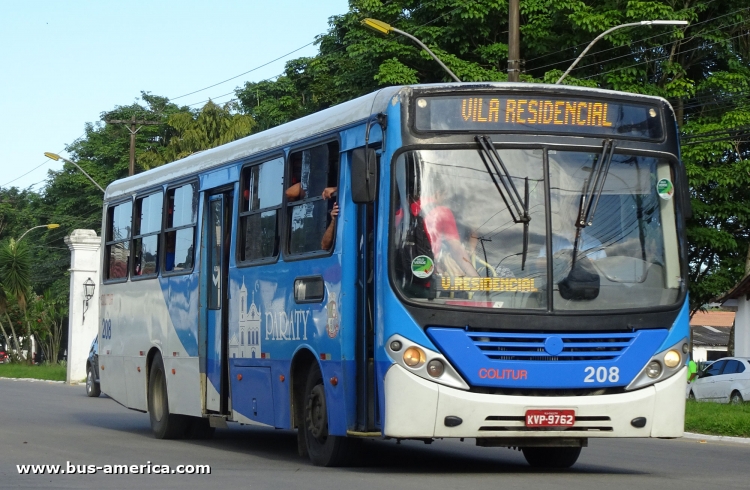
[[204, 190, 233, 414], [356, 200, 376, 430], [353, 143, 379, 431]]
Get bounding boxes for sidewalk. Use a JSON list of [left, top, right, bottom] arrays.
[[683, 432, 750, 445]]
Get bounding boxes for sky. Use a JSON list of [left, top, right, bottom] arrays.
[[0, 0, 349, 191]]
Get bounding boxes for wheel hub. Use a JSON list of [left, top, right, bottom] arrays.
[[306, 384, 327, 440]]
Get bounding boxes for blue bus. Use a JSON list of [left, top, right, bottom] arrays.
[[98, 82, 690, 468]]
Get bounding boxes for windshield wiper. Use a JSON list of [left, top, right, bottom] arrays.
[[570, 139, 616, 269], [475, 135, 530, 269]]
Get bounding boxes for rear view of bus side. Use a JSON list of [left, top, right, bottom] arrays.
[[99, 82, 690, 468]]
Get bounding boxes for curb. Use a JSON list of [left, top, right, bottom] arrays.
[[0, 376, 65, 384], [683, 432, 750, 445]]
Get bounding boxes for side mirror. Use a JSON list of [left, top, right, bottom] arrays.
[[351, 148, 378, 204]]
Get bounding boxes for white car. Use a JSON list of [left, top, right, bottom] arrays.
[[688, 357, 750, 404]]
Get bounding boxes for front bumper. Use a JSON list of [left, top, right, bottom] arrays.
[[383, 364, 686, 439]]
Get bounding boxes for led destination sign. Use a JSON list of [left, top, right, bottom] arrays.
[[437, 276, 538, 293], [414, 95, 663, 139]]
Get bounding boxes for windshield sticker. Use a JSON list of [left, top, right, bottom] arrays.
[[411, 255, 435, 279], [657, 178, 674, 200]]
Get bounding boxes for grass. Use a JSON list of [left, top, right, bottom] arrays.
[[685, 399, 750, 438], [0, 362, 66, 381]]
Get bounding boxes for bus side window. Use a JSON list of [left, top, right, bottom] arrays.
[[287, 141, 339, 255], [239, 157, 284, 262], [163, 182, 197, 273], [132, 191, 163, 277], [105, 200, 133, 281]]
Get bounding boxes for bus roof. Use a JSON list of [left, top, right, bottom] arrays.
[[104, 83, 671, 200]]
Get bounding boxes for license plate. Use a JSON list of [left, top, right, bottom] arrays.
[[525, 409, 575, 427]]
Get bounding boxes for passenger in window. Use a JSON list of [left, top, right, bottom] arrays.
[[286, 153, 305, 201], [400, 176, 478, 277], [165, 232, 176, 271], [320, 170, 339, 250], [321, 202, 339, 251]]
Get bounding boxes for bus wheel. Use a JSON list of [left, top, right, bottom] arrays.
[[521, 446, 581, 469], [85, 365, 100, 397], [148, 354, 187, 439], [303, 364, 352, 466]]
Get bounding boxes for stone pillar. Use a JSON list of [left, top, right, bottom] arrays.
[[64, 230, 101, 384]]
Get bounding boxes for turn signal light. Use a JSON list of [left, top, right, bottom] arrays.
[[403, 347, 425, 367]]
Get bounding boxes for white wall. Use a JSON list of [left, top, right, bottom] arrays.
[[736, 300, 750, 357], [64, 230, 101, 384]]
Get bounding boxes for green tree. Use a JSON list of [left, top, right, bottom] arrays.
[[141, 100, 255, 165], [0, 239, 32, 362], [234, 0, 749, 312], [29, 290, 67, 364]]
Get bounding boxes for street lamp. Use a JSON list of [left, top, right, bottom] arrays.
[[43, 152, 106, 193], [361, 18, 461, 83], [556, 20, 689, 84], [18, 223, 60, 242], [82, 277, 95, 323]]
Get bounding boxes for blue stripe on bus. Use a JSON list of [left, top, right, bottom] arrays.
[[159, 274, 200, 357], [656, 296, 690, 356]]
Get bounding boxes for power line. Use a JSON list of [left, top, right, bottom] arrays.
[[542, 15, 750, 76], [524, 1, 740, 66], [0, 134, 85, 188], [183, 3, 467, 107], [169, 41, 316, 101], [580, 31, 748, 80]]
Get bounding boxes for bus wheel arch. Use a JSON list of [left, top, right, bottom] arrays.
[[291, 348, 318, 457], [146, 350, 187, 439], [290, 349, 354, 465]]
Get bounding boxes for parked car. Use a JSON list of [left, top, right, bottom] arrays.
[[85, 336, 101, 397], [0, 351, 9, 363], [688, 357, 750, 404]]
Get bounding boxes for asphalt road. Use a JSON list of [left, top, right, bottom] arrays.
[[1, 378, 748, 490]]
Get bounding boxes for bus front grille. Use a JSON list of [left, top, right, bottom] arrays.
[[467, 331, 637, 362]]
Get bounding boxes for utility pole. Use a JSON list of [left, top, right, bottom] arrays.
[[508, 0, 521, 82], [106, 115, 160, 176]]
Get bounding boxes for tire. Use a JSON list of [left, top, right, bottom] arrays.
[[147, 354, 188, 439], [303, 364, 353, 466], [522, 446, 582, 469], [688, 390, 696, 401], [730, 391, 744, 405], [85, 365, 101, 398]]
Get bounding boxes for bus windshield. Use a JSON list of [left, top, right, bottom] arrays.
[[392, 147, 682, 311]]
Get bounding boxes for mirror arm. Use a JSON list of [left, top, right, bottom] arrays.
[[364, 114, 387, 202]]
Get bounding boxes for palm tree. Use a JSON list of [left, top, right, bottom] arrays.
[[0, 239, 32, 362]]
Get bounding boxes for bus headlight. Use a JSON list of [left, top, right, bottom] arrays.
[[664, 350, 681, 368], [386, 334, 469, 390], [403, 347, 425, 367], [625, 338, 688, 391], [646, 361, 662, 378]]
